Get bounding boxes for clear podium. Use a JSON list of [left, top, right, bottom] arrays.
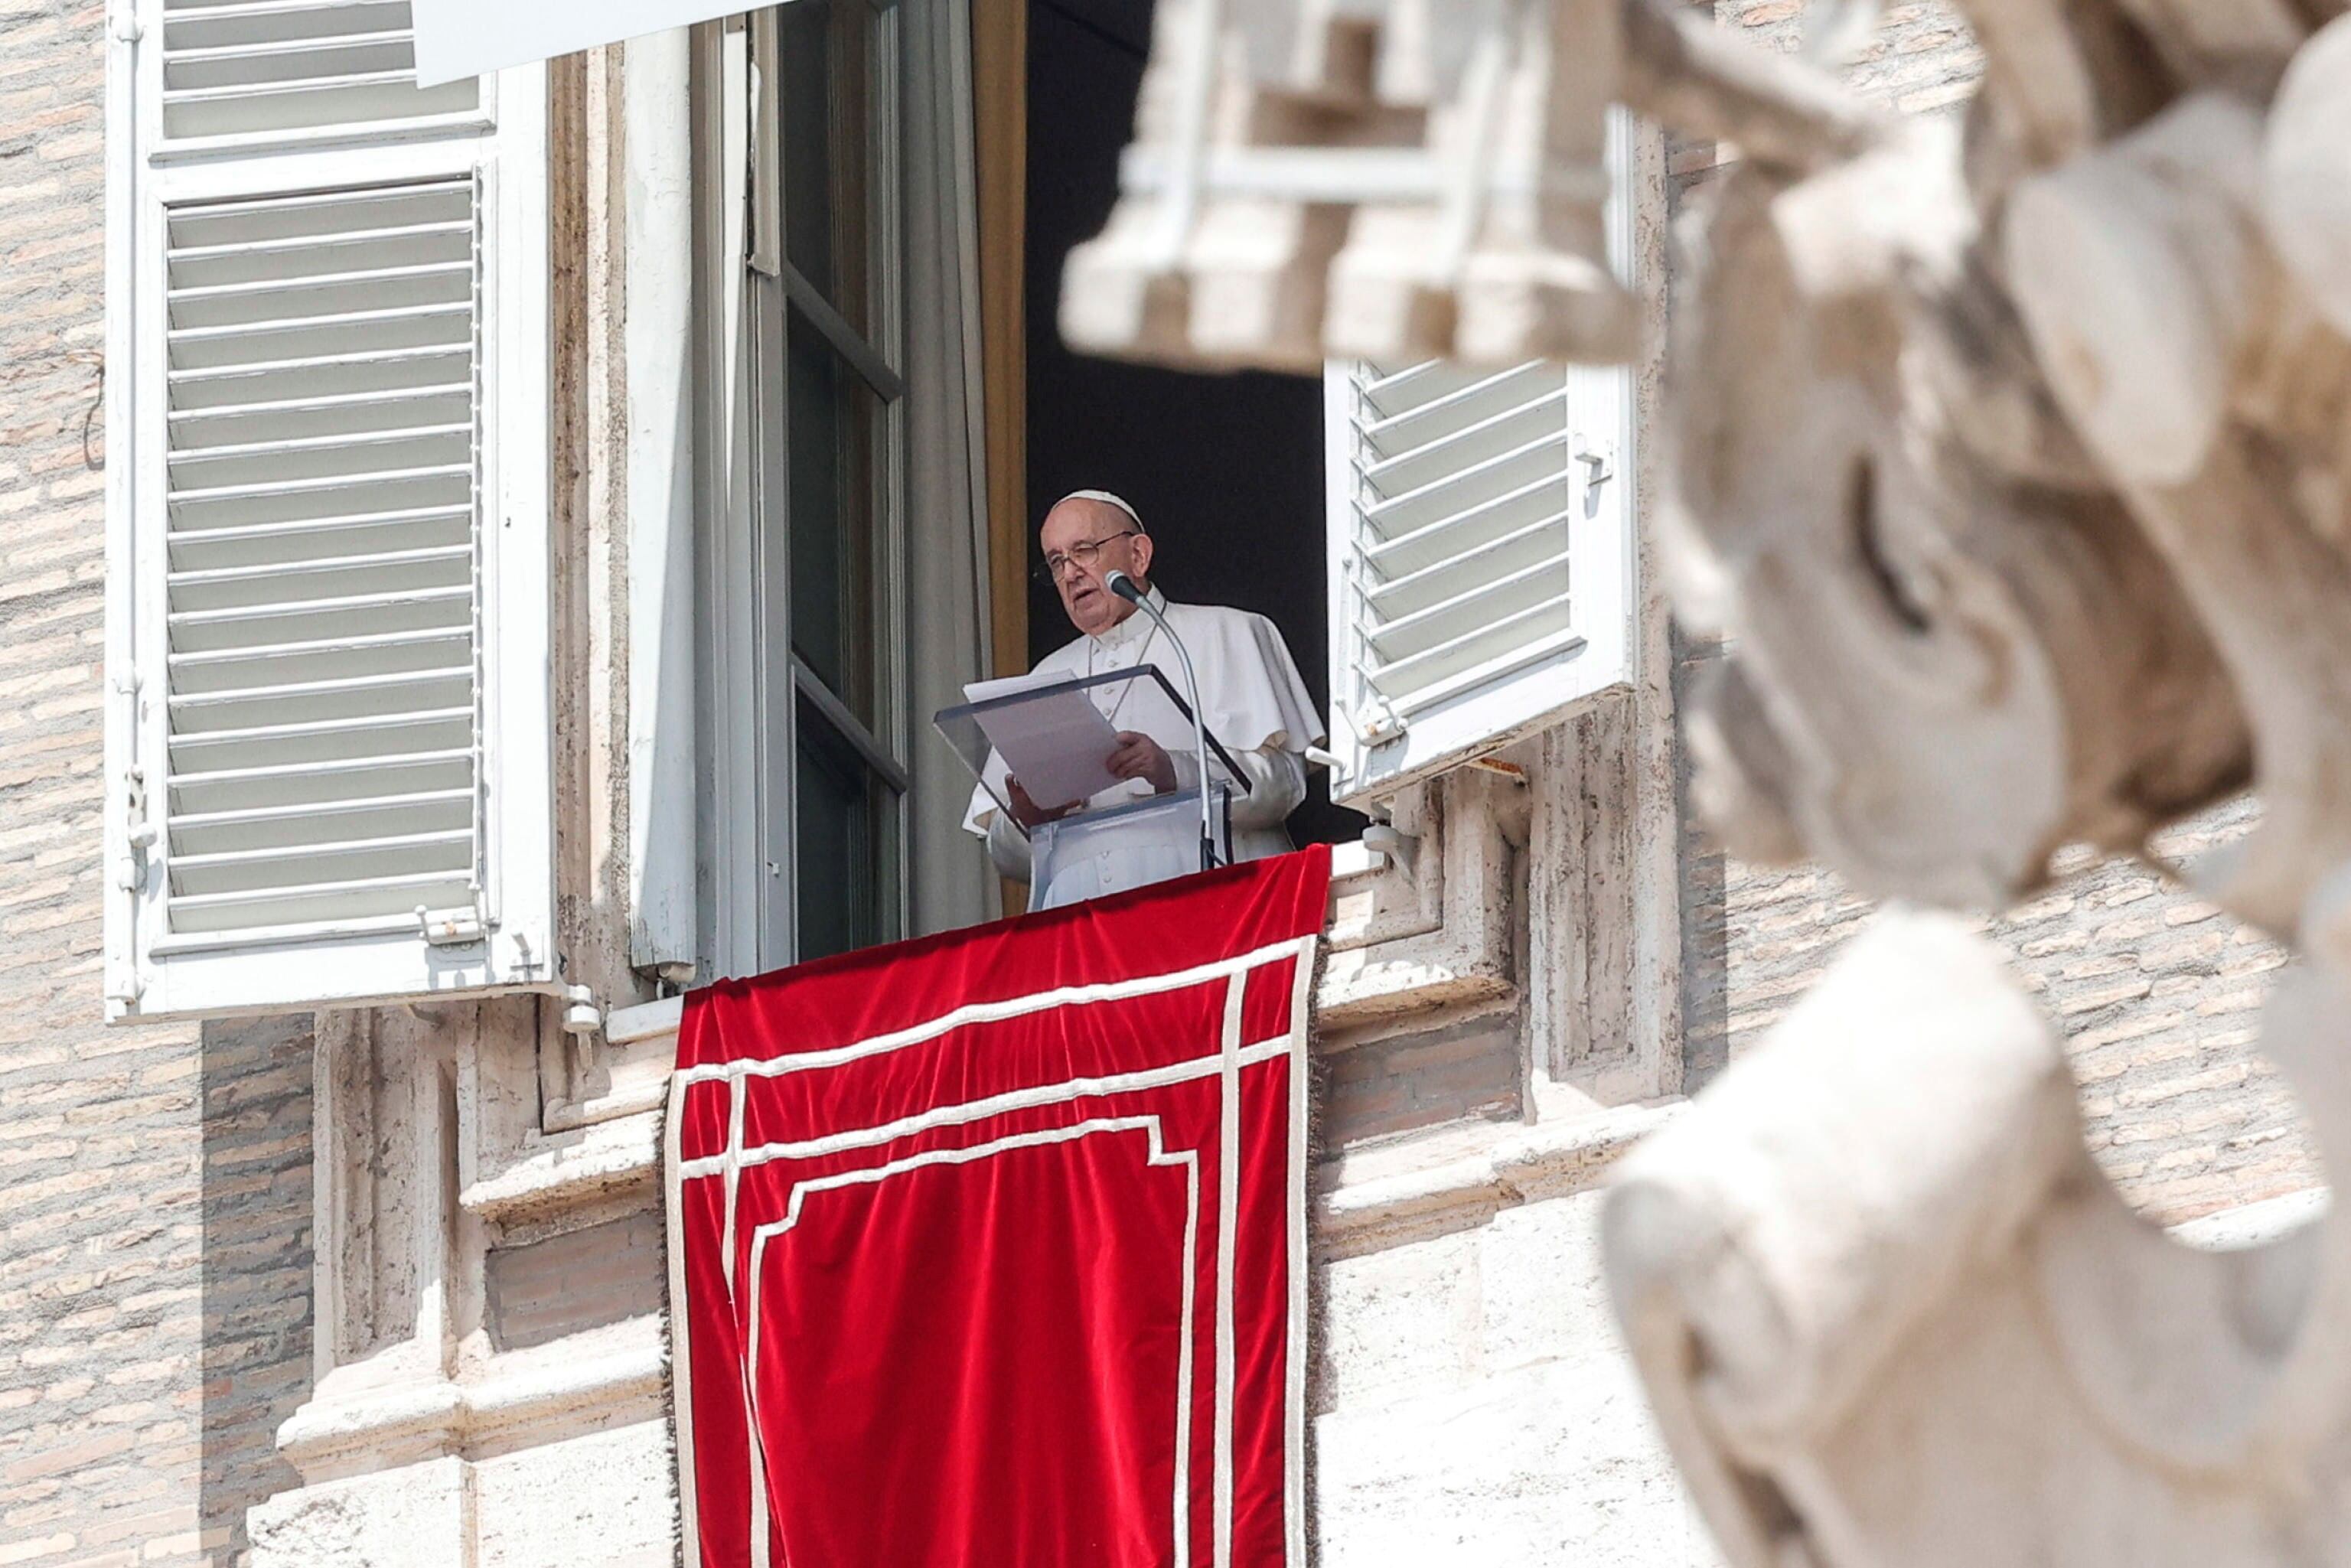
[[934, 666, 1250, 913]]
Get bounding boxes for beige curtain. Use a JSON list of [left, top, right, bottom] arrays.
[[901, 0, 999, 934]]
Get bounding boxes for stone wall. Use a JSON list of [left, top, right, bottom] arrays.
[[1681, 764, 2309, 1222], [1664, 3, 2320, 1227], [1315, 1188, 1710, 1568], [0, 5, 317, 1565]]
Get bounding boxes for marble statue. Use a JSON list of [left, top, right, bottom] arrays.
[[1060, 0, 2351, 1560]]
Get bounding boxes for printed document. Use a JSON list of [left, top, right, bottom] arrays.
[[961, 673, 1122, 810]]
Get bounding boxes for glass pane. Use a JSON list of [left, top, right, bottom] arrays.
[[795, 699, 897, 962], [776, 0, 873, 337], [787, 309, 882, 728]]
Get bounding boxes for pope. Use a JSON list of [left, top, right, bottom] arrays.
[[963, 490, 1323, 906]]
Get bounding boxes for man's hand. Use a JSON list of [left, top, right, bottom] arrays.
[[1005, 776, 1074, 830], [1106, 732, 1178, 794]]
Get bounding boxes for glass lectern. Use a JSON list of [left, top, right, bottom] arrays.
[[934, 666, 1251, 913]]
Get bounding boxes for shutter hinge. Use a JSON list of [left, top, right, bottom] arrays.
[[416, 905, 487, 946], [1361, 823, 1420, 883], [1574, 438, 1615, 487], [561, 984, 603, 1038], [109, 5, 143, 44]]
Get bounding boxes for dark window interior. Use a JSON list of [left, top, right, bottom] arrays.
[[1026, 0, 1365, 847]]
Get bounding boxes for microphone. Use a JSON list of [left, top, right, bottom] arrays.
[[1104, 571, 1218, 872]]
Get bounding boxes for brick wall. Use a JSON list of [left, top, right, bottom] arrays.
[[0, 5, 315, 1564], [1667, 2, 2320, 1225]]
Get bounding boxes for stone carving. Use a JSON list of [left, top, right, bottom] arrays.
[[1066, 0, 2351, 1561]]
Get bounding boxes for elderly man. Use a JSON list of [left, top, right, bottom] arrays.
[[964, 491, 1322, 906]]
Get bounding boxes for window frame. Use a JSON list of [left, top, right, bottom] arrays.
[[706, 0, 911, 977]]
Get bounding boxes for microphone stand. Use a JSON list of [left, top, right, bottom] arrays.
[[1104, 571, 1217, 872]]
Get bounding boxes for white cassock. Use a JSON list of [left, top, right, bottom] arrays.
[[963, 587, 1323, 908]]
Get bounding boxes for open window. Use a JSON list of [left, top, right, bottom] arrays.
[[703, 1, 911, 977], [104, 0, 553, 1019]]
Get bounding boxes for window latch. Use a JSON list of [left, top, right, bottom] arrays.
[[416, 905, 487, 946], [1349, 686, 1409, 745], [114, 676, 152, 892], [1574, 438, 1615, 487]]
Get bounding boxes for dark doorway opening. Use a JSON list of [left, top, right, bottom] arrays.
[[1025, 0, 1364, 846]]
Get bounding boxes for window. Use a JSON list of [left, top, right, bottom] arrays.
[[711, 0, 908, 973], [105, 1, 553, 1019], [1321, 110, 1640, 804]]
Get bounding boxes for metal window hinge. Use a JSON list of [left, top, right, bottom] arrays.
[[1574, 438, 1615, 487], [1361, 823, 1420, 884], [109, 5, 142, 44], [123, 767, 154, 849]]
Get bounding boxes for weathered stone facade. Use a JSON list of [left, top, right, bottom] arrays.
[[0, 5, 316, 1565], [1684, 783, 2309, 1223]]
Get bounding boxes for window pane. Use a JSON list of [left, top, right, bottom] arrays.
[[777, 0, 872, 337], [795, 699, 897, 961], [786, 310, 883, 727]]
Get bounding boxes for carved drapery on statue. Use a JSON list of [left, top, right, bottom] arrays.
[[1062, 1, 2351, 1563]]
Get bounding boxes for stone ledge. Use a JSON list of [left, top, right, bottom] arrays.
[[279, 1325, 667, 1484], [1314, 1103, 1685, 1260], [2169, 1186, 2329, 1250], [460, 1109, 663, 1228], [465, 1022, 1687, 1261]]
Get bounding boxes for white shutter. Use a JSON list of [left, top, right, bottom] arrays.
[[1323, 355, 1635, 803], [1322, 102, 1642, 806], [105, 0, 552, 1019]]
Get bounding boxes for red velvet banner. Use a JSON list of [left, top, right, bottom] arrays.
[[667, 848, 1331, 1568]]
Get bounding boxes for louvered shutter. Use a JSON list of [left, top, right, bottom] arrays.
[[1322, 357, 1635, 802], [104, 0, 552, 1019]]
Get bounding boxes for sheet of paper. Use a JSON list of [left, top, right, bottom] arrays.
[[962, 675, 1122, 810]]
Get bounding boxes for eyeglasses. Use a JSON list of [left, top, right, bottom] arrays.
[[1035, 530, 1140, 585]]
